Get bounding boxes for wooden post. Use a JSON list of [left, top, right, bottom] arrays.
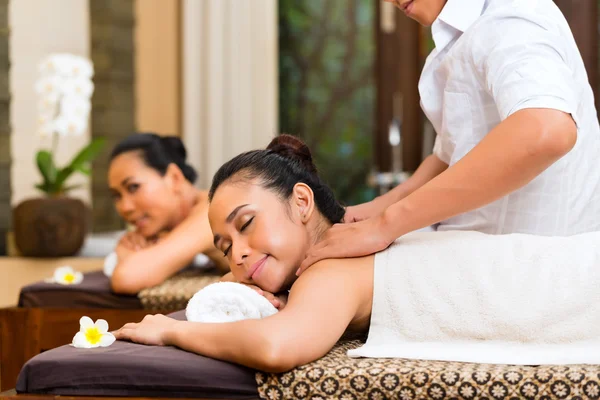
[[375, 1, 423, 173], [554, 0, 599, 111]]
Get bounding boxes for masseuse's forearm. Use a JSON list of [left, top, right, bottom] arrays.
[[372, 154, 449, 209], [382, 109, 577, 238], [167, 319, 282, 372]]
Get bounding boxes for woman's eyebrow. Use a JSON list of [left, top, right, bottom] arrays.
[[226, 204, 249, 223], [213, 204, 251, 247]]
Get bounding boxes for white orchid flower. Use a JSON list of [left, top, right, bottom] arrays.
[[62, 77, 94, 99], [60, 96, 91, 119], [54, 115, 87, 137], [53, 266, 83, 285], [39, 54, 94, 79], [34, 76, 65, 96], [72, 316, 116, 349]]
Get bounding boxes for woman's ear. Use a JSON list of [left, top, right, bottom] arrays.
[[291, 183, 315, 223], [165, 163, 185, 194]]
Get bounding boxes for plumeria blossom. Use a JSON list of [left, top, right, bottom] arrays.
[[72, 316, 116, 349], [52, 266, 83, 285]]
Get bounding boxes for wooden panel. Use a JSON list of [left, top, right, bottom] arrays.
[[554, 0, 598, 111], [134, 0, 181, 136], [0, 307, 154, 392], [375, 1, 423, 173]]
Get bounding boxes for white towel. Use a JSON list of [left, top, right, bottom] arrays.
[[186, 282, 278, 323], [103, 252, 214, 277], [348, 230, 600, 365]]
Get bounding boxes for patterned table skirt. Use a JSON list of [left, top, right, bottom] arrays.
[[258, 340, 600, 400]]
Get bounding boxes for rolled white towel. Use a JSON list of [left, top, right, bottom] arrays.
[[103, 251, 118, 277], [186, 282, 278, 323]]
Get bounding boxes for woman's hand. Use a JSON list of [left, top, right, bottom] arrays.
[[113, 314, 180, 346], [119, 231, 151, 250], [298, 213, 393, 275], [242, 283, 288, 310], [115, 231, 165, 261]]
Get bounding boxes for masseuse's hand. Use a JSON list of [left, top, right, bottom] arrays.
[[113, 314, 179, 346], [298, 213, 393, 275], [344, 198, 385, 223]]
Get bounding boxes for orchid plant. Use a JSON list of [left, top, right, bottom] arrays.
[[34, 53, 104, 196]]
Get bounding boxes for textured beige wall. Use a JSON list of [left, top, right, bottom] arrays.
[[9, 0, 91, 206], [0, 257, 103, 307]]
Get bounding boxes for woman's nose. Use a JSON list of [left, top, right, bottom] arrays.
[[231, 242, 251, 267], [117, 195, 136, 216]]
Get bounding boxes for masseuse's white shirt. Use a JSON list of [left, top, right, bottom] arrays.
[[420, 0, 600, 235]]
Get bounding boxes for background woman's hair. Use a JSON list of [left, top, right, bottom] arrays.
[[110, 133, 198, 184], [209, 134, 345, 224]]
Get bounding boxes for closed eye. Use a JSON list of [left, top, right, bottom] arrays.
[[223, 217, 254, 257], [241, 217, 254, 232]]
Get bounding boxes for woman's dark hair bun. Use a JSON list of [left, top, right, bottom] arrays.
[[110, 133, 198, 184], [160, 136, 187, 161], [267, 134, 317, 175]]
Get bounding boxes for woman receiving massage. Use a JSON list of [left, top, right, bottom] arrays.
[[113, 134, 600, 371], [106, 133, 230, 294]]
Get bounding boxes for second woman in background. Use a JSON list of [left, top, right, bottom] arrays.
[[107, 133, 227, 294]]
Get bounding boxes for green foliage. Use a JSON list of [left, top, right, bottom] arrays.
[[279, 0, 376, 205], [35, 138, 105, 196]]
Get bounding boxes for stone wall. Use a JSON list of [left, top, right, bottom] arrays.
[[89, 0, 134, 232]]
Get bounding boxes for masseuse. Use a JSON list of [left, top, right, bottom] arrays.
[[299, 0, 600, 273]]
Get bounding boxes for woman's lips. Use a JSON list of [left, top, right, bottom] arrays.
[[133, 216, 149, 229], [402, 0, 414, 15], [248, 256, 268, 280]]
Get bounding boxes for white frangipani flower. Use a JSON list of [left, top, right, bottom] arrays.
[[53, 266, 84, 285], [72, 316, 116, 349]]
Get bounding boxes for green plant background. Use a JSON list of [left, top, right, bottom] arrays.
[[279, 0, 376, 206]]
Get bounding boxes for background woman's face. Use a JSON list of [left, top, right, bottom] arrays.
[[384, 0, 447, 26], [209, 180, 310, 293], [108, 152, 177, 238]]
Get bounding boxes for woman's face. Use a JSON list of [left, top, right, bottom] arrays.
[[384, 0, 447, 26], [209, 180, 312, 293], [108, 152, 179, 238]]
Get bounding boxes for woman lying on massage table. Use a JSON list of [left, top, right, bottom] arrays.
[[107, 133, 229, 294], [114, 134, 600, 371]]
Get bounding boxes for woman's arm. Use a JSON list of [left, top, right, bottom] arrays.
[[298, 109, 576, 272], [381, 108, 576, 239], [345, 154, 448, 222], [114, 257, 372, 372], [111, 203, 222, 294]]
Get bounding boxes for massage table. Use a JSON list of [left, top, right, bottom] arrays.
[[0, 269, 222, 391], [6, 311, 599, 400]]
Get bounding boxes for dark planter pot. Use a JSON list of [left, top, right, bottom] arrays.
[[13, 197, 89, 257]]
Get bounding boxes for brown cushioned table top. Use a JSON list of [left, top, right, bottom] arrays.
[[16, 311, 258, 399], [18, 271, 142, 309]]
